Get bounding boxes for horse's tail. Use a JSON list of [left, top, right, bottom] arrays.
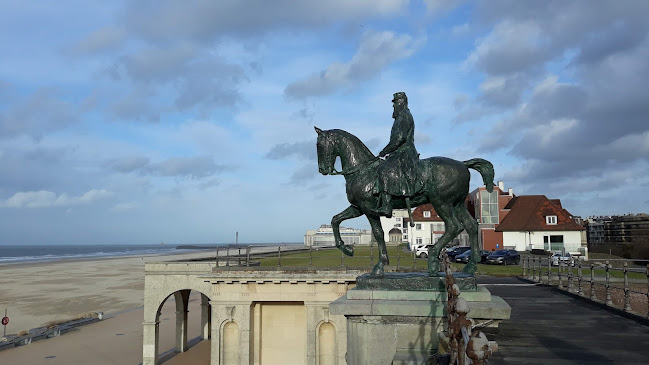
[[463, 158, 495, 193]]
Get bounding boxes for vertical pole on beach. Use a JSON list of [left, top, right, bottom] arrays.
[[226, 246, 230, 267], [278, 246, 281, 267], [215, 247, 219, 267], [3, 308, 6, 336], [246, 246, 250, 267], [238, 246, 241, 266]]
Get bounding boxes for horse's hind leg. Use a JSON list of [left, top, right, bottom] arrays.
[[367, 215, 388, 275], [455, 203, 479, 274], [427, 203, 463, 276], [332, 205, 363, 256]]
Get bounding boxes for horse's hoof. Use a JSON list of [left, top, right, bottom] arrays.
[[371, 263, 384, 276], [341, 245, 354, 257]]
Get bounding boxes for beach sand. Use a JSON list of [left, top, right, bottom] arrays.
[[0, 291, 207, 364], [0, 251, 216, 335], [0, 245, 303, 363]]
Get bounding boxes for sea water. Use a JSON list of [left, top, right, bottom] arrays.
[[0, 244, 191, 264]]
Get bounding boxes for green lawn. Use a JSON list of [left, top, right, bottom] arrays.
[[255, 246, 525, 276]]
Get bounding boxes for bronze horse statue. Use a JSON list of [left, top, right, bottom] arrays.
[[315, 127, 495, 276]]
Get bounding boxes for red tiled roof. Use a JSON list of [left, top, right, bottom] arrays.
[[495, 195, 585, 232], [411, 204, 443, 222]]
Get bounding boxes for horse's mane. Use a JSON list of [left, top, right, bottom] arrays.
[[328, 129, 376, 158]]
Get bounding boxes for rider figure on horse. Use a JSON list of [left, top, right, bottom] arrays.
[[374, 92, 420, 218]]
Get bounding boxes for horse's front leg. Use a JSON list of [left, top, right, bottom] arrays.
[[367, 215, 388, 275], [332, 205, 363, 256]]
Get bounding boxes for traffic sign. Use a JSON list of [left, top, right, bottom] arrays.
[[1, 316, 8, 326]]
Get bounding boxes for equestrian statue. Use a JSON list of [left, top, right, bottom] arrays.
[[315, 92, 495, 276]]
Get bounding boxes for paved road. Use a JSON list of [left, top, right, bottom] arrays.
[[477, 276, 649, 364]]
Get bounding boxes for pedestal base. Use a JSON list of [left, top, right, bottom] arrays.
[[329, 282, 510, 365]]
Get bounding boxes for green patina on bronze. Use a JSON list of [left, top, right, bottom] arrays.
[[315, 91, 496, 277], [355, 272, 478, 292]]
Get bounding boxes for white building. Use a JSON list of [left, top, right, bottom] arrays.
[[495, 195, 586, 256], [304, 224, 373, 246], [379, 209, 410, 243]]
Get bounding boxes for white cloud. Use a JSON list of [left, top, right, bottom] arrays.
[[285, 30, 423, 99], [1, 189, 112, 208]]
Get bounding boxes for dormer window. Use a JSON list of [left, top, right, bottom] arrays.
[[423, 211, 431, 218], [546, 215, 557, 225]]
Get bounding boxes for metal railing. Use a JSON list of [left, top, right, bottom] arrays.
[[523, 256, 649, 319], [211, 244, 428, 271]]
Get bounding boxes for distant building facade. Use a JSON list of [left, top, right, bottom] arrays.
[[407, 204, 469, 249], [380, 209, 410, 243], [304, 224, 373, 246], [585, 216, 611, 244], [468, 180, 516, 251], [603, 213, 649, 244]]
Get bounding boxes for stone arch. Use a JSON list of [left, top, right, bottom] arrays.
[[221, 320, 240, 365], [317, 320, 337, 365], [146, 287, 212, 361]]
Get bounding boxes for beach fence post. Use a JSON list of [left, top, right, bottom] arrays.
[[226, 246, 230, 267], [3, 308, 6, 336], [624, 262, 631, 312], [238, 246, 241, 266], [215, 247, 219, 267], [397, 248, 401, 269], [605, 260, 613, 306], [278, 246, 281, 267], [309, 246, 313, 267], [246, 246, 251, 267]]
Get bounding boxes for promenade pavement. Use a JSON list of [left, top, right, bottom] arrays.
[[479, 276, 649, 364]]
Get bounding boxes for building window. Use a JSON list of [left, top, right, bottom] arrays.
[[416, 238, 423, 245], [403, 234, 408, 239], [480, 190, 499, 224], [416, 223, 422, 230], [423, 211, 431, 218], [396, 217, 401, 222], [543, 235, 564, 251], [395, 224, 401, 227], [546, 215, 557, 225]]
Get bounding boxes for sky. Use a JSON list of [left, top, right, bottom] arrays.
[[1, 1, 649, 245]]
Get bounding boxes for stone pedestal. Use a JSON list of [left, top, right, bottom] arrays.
[[329, 273, 510, 365]]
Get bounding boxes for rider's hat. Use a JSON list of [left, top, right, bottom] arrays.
[[392, 92, 407, 103]]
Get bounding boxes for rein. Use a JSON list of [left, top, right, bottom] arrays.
[[331, 156, 381, 176]]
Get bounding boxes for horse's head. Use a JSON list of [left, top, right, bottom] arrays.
[[315, 126, 337, 175]]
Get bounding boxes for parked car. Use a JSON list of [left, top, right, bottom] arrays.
[[455, 249, 491, 264], [415, 244, 433, 258], [486, 249, 520, 265], [447, 246, 471, 260], [550, 252, 574, 266]]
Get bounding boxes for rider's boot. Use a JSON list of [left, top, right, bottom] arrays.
[[373, 192, 393, 218]]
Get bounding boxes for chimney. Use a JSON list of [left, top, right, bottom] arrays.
[[497, 181, 505, 191], [508, 188, 513, 196]]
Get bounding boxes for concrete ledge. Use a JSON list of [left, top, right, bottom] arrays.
[[330, 291, 510, 320], [346, 285, 492, 302]]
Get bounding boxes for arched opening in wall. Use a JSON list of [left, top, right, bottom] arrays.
[[318, 321, 337, 365], [154, 289, 211, 364], [221, 320, 240, 365]]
